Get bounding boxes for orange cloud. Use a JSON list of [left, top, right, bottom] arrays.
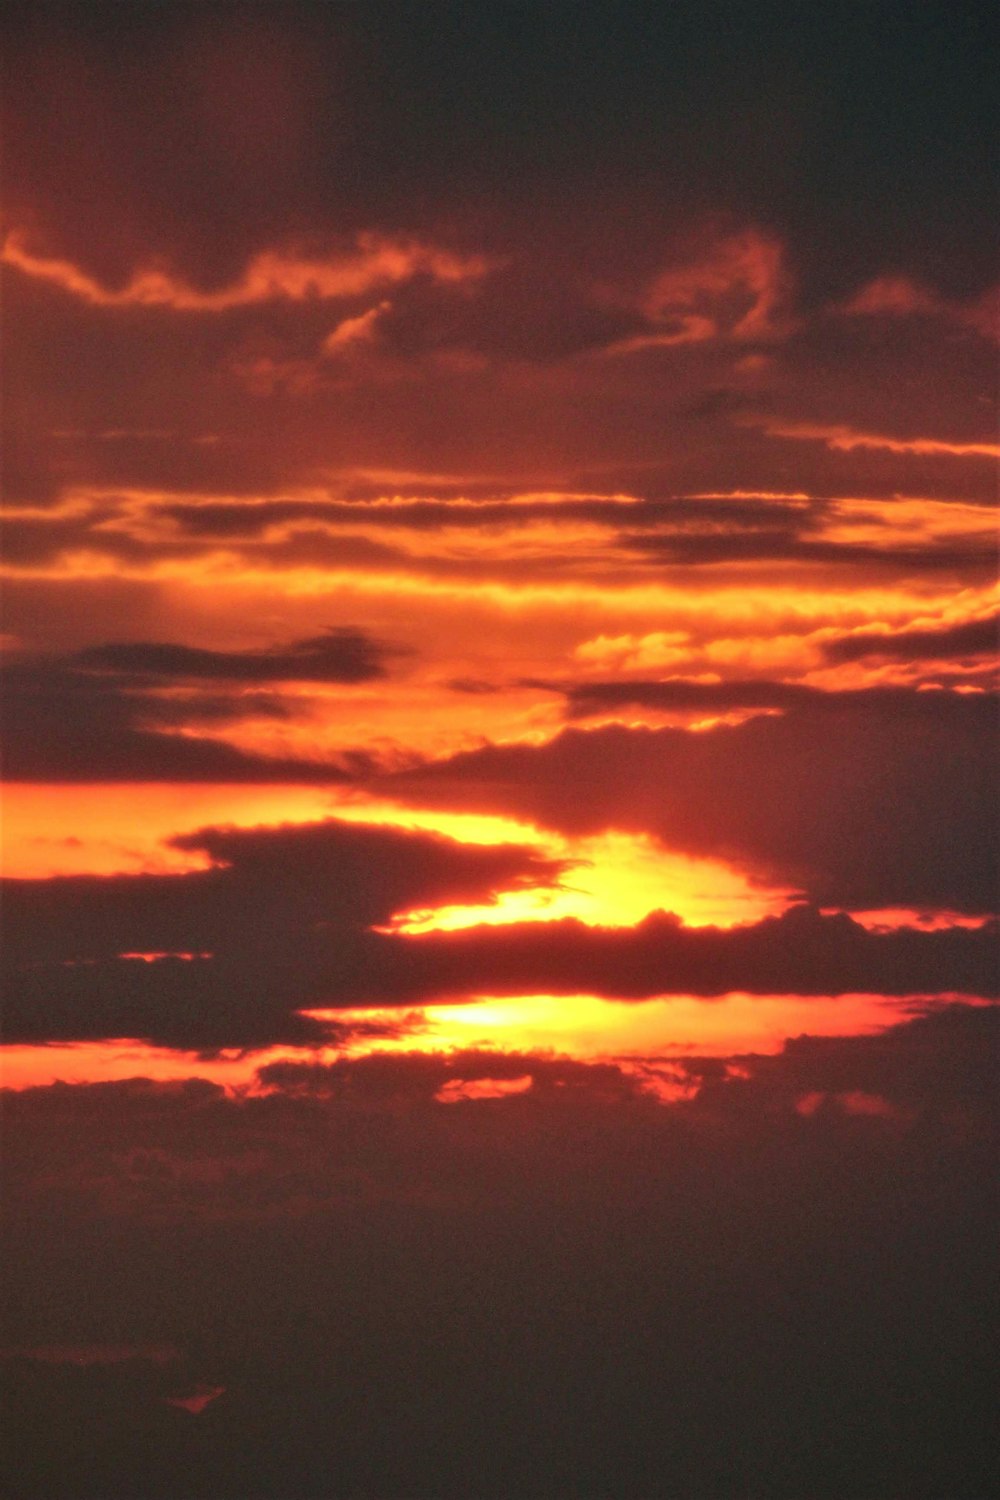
[[752, 419, 999, 459], [821, 497, 998, 548], [322, 300, 391, 352], [1, 231, 492, 310]]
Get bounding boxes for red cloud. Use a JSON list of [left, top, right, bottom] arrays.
[[1, 230, 493, 310], [607, 228, 791, 353], [839, 274, 998, 341]]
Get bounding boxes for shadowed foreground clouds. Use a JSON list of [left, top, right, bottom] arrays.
[[0, 629, 396, 781], [387, 689, 999, 912], [3, 1003, 997, 1499], [70, 627, 395, 683], [2, 818, 561, 1050], [3, 815, 995, 1052], [823, 612, 1000, 664]]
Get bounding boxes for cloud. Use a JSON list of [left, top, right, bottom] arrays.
[[562, 678, 996, 718], [0, 630, 396, 782], [4, 490, 816, 561], [3, 778, 993, 1052], [838, 275, 998, 340], [255, 1048, 644, 1106], [724, 1000, 999, 1118], [382, 689, 998, 912], [823, 613, 999, 664], [1, 231, 492, 311], [4, 875, 995, 1053], [3, 827, 537, 967], [622, 525, 993, 573], [356, 904, 997, 1008], [1, 817, 564, 1049], [3, 1003, 996, 1498], [1, 9, 996, 1496], [749, 418, 999, 460], [606, 229, 792, 354], [7, 486, 991, 591], [73, 628, 395, 684], [6, 212, 995, 512], [10, 482, 993, 601], [562, 677, 831, 717], [322, 300, 391, 353], [253, 1000, 1000, 1122]]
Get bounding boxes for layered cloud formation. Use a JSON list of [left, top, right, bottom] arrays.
[[2, 6, 996, 1497]]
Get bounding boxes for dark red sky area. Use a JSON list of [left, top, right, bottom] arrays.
[[1, 4, 997, 1496]]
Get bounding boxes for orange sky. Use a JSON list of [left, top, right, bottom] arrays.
[[3, 320, 996, 1085], [2, 5, 996, 1093]]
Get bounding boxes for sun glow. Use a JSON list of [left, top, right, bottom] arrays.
[[0, 784, 342, 877], [1, 782, 786, 930], [320, 796, 790, 928], [0, 993, 916, 1092], [382, 828, 787, 932], [360, 992, 904, 1057]]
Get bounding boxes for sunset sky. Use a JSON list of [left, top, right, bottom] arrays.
[[2, 4, 997, 1497]]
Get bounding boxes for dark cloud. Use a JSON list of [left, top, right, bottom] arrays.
[[0, 574, 171, 655], [0, 715, 352, 785], [2, 9, 996, 1496], [0, 631, 398, 782], [3, 1001, 996, 1498], [0, 510, 149, 570], [445, 677, 504, 696], [383, 690, 999, 912], [74, 627, 394, 684], [252, 998, 1000, 1122], [1, 817, 564, 1049], [6, 820, 552, 959], [3, 780, 993, 1050], [1, 492, 824, 587], [718, 1000, 999, 1117], [824, 613, 1000, 664], [363, 904, 998, 1008], [159, 494, 818, 539], [564, 677, 820, 716], [256, 1047, 640, 1105], [624, 527, 995, 573], [4, 859, 995, 1052], [562, 678, 997, 717]]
